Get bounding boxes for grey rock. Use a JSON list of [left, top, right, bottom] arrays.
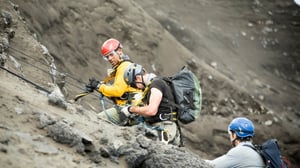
[[47, 121, 81, 146], [48, 86, 68, 109], [36, 112, 57, 129]]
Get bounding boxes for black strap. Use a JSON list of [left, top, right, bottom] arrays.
[[0, 66, 51, 94], [175, 121, 184, 147], [243, 144, 258, 152], [243, 144, 270, 167], [162, 97, 185, 115]]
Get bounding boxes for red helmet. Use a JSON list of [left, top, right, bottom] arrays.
[[100, 38, 123, 56]]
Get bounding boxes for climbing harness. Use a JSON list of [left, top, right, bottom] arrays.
[[159, 112, 177, 121]]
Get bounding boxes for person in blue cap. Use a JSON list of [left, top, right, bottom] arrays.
[[206, 117, 265, 168]]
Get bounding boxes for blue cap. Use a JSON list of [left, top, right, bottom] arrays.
[[228, 117, 254, 138]]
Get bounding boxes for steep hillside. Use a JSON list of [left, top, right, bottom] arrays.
[[136, 0, 300, 118], [0, 73, 213, 168], [1, 0, 300, 167]]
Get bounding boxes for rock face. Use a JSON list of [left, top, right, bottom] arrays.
[[0, 0, 299, 167]]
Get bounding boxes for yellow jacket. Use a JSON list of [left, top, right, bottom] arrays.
[[98, 61, 141, 105]]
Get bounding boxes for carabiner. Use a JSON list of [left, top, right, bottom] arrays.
[[160, 129, 169, 144], [159, 113, 169, 121]]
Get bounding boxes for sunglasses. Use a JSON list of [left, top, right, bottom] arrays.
[[103, 51, 117, 61]]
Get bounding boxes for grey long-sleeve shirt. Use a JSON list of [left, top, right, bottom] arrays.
[[206, 142, 265, 168]]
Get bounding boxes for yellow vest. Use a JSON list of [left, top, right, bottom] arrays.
[[98, 61, 142, 105]]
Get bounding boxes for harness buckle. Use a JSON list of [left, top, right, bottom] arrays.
[[159, 113, 169, 121], [159, 112, 177, 121]]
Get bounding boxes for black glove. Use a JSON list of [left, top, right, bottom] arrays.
[[85, 85, 94, 92], [85, 78, 100, 92]]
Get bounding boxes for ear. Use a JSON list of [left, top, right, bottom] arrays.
[[229, 131, 236, 141], [116, 48, 123, 55], [232, 132, 237, 139]]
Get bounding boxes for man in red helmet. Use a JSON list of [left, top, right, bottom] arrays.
[[86, 38, 142, 125]]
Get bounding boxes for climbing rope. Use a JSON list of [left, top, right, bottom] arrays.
[[0, 66, 51, 94], [1, 46, 116, 115]]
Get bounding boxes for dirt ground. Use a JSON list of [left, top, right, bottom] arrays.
[[1, 0, 300, 167]]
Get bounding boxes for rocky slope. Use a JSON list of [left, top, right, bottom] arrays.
[[1, 0, 299, 167]]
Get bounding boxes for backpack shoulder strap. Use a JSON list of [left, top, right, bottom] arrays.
[[158, 77, 182, 110], [243, 144, 260, 152], [243, 144, 266, 164]]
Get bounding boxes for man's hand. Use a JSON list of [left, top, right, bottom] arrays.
[[121, 106, 132, 117], [119, 106, 132, 125], [85, 78, 100, 92]]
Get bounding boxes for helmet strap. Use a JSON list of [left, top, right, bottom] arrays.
[[115, 48, 123, 59], [132, 74, 146, 89], [141, 74, 146, 88]]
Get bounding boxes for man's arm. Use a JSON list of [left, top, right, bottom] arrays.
[[98, 62, 129, 97], [206, 148, 241, 168], [129, 88, 162, 117]]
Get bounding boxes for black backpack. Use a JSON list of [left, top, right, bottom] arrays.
[[161, 66, 202, 124], [244, 139, 290, 168]]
